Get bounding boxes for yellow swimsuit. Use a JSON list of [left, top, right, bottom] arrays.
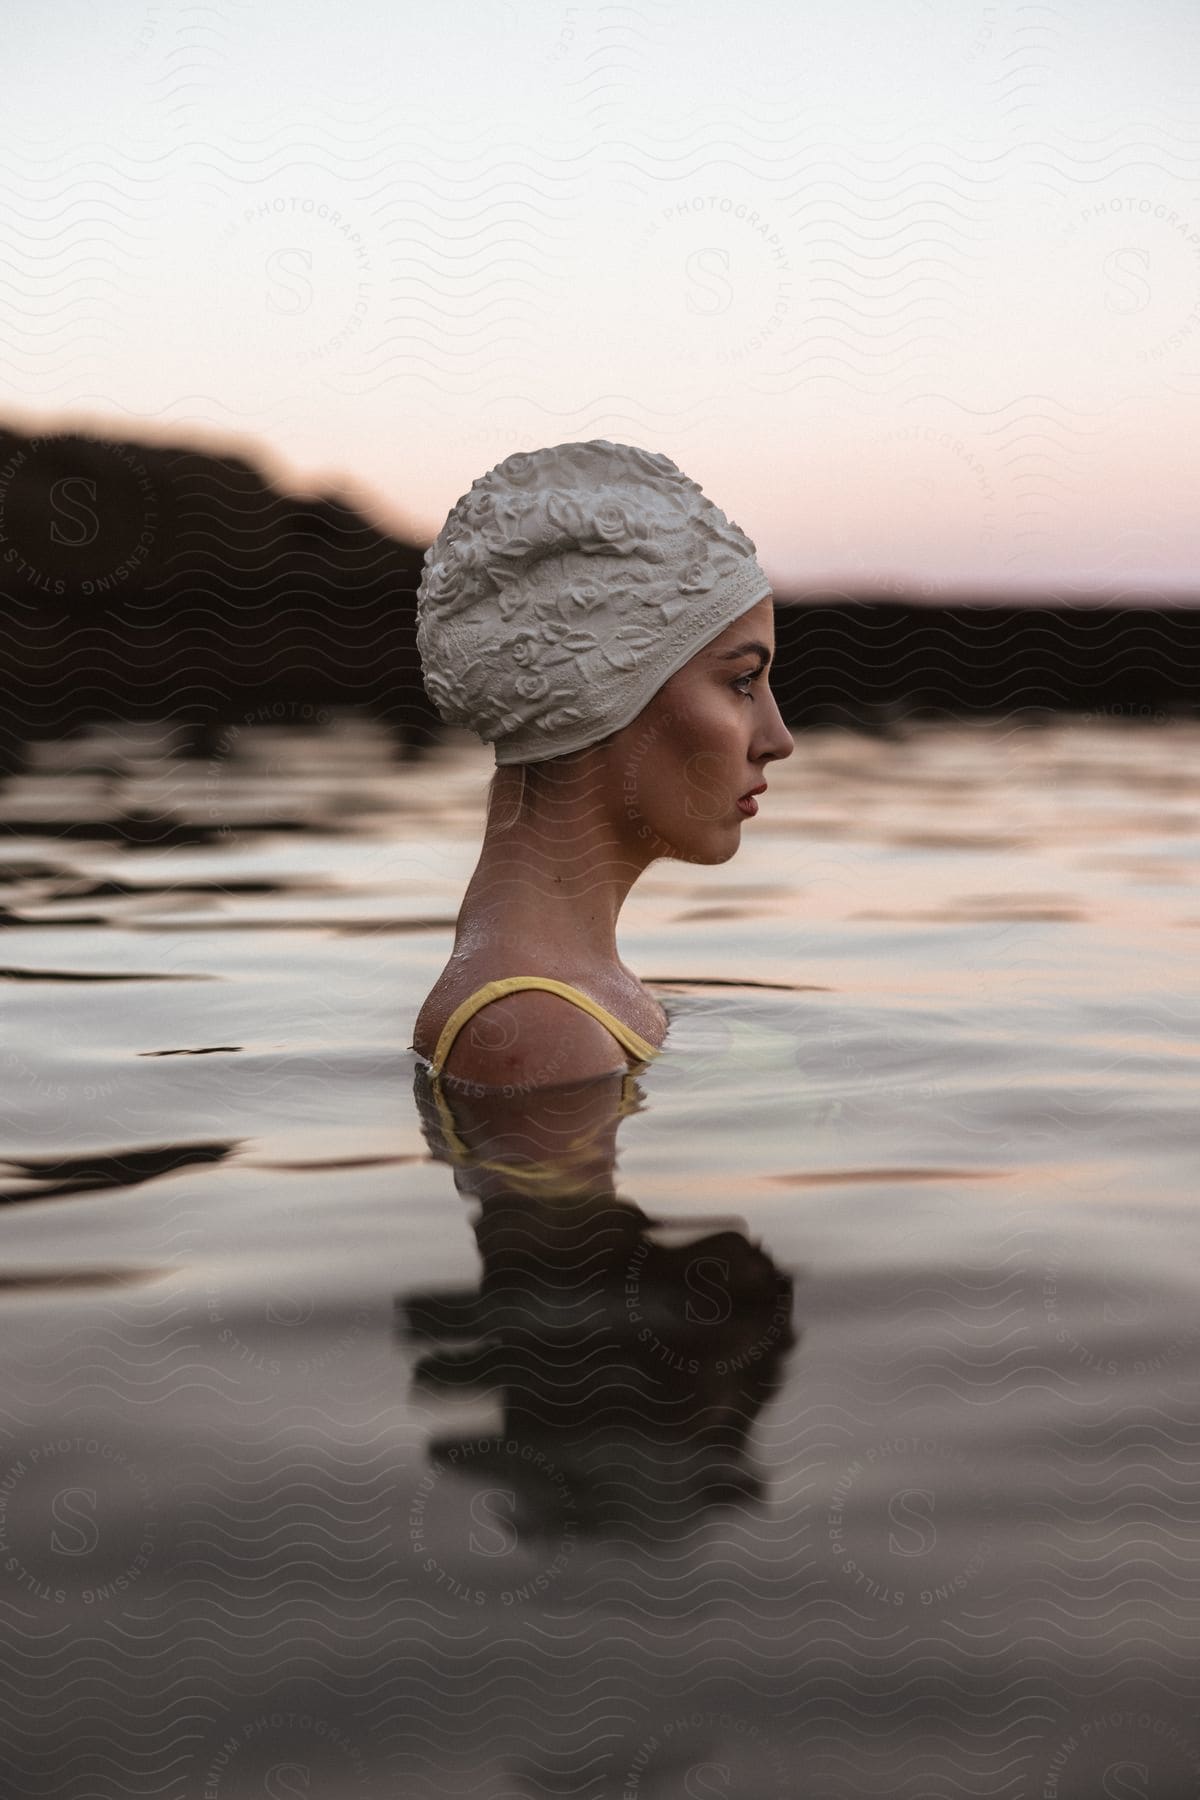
[[427, 975, 661, 1077], [418, 976, 663, 1195]]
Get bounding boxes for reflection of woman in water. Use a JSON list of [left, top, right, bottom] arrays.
[[408, 1019, 798, 1544], [409, 438, 793, 1097], [399, 1175, 798, 1539]]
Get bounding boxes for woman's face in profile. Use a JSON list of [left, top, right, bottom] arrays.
[[610, 595, 794, 865]]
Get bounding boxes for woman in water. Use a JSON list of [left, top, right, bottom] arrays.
[[410, 438, 794, 1097]]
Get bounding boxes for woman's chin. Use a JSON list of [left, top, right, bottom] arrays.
[[665, 833, 740, 867], [639, 815, 741, 865]]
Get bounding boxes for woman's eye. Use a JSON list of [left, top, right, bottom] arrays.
[[732, 671, 758, 697]]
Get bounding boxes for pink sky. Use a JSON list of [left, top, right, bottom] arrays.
[[3, 0, 1198, 598]]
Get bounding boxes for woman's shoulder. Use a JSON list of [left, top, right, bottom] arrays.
[[412, 953, 666, 1083]]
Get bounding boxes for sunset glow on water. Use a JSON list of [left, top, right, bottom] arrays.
[[0, 712, 1196, 1792]]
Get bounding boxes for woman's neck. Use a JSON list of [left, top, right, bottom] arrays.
[[453, 800, 652, 970]]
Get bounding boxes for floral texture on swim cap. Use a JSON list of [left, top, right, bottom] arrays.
[[415, 439, 772, 765]]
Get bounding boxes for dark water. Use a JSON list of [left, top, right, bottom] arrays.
[[1, 713, 1198, 1798]]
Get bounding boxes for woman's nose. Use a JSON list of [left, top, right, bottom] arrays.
[[760, 689, 795, 761]]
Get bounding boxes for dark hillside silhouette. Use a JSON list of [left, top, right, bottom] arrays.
[[0, 424, 434, 758], [0, 421, 1195, 768]]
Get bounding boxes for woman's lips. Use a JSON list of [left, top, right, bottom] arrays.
[[736, 794, 758, 817]]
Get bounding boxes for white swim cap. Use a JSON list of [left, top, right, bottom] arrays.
[[416, 439, 772, 765]]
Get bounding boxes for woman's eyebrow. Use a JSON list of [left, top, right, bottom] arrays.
[[715, 640, 771, 666]]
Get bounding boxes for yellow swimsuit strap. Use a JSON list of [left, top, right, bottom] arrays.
[[428, 975, 660, 1077], [422, 975, 660, 1196]]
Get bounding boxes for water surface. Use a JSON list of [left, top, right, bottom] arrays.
[[1, 714, 1197, 1797]]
